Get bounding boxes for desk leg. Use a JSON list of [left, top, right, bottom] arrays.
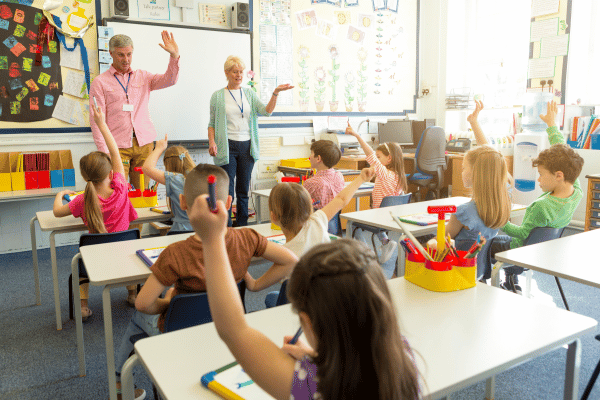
[[564, 339, 581, 400], [256, 196, 262, 224], [355, 197, 359, 211], [485, 376, 495, 400], [491, 262, 505, 287], [397, 243, 405, 277], [121, 354, 140, 400], [30, 216, 41, 306], [71, 254, 86, 377], [103, 285, 118, 400], [346, 220, 353, 239], [50, 231, 62, 330]]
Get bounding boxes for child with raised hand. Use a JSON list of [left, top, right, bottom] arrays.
[[345, 123, 407, 263], [188, 194, 420, 400], [488, 101, 584, 292], [53, 104, 138, 320], [244, 168, 375, 297], [142, 135, 196, 232]]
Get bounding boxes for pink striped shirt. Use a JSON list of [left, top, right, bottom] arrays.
[[303, 169, 345, 209], [366, 152, 403, 208], [89, 56, 180, 153]]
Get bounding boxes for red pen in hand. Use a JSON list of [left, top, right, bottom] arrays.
[[207, 175, 218, 213]]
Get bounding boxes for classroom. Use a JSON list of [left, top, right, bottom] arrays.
[[2, 0, 600, 399]]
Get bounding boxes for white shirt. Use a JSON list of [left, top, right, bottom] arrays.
[[284, 210, 331, 257], [224, 88, 251, 141]]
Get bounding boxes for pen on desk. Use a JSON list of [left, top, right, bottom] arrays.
[[289, 327, 303, 345], [207, 175, 218, 213]]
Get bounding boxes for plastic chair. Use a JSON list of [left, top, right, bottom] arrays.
[[351, 194, 412, 263], [166, 229, 192, 236], [406, 126, 447, 200], [582, 334, 600, 400], [327, 211, 342, 236], [68, 229, 141, 320], [496, 227, 568, 309], [265, 279, 289, 308]]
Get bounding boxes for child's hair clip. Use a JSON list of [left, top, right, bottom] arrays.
[[178, 152, 186, 161]]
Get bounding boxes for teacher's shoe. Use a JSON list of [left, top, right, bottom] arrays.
[[116, 387, 146, 400], [380, 240, 398, 264]]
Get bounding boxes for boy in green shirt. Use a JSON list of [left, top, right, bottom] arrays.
[[489, 101, 584, 293]]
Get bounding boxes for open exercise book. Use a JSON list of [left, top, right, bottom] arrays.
[[136, 247, 166, 267], [397, 213, 451, 226], [201, 361, 272, 400]]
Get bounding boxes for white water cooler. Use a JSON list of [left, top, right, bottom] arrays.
[[513, 133, 550, 205]]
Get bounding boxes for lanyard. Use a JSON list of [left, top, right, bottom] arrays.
[[114, 73, 131, 100], [227, 88, 244, 118]]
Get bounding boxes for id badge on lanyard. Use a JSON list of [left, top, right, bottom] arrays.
[[115, 73, 134, 112]]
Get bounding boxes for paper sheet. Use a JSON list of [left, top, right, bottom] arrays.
[[260, 78, 276, 103], [313, 116, 328, 135], [52, 95, 85, 125], [62, 70, 86, 98], [530, 18, 558, 42], [348, 116, 368, 133], [59, 43, 83, 70], [540, 34, 569, 57], [328, 116, 349, 131], [531, 0, 559, 18], [276, 25, 292, 53], [295, 9, 317, 31], [528, 57, 555, 79], [259, 137, 280, 157], [316, 19, 337, 41], [259, 24, 276, 52], [260, 52, 277, 79]]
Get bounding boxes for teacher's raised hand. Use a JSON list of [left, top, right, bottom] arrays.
[[159, 30, 179, 59]]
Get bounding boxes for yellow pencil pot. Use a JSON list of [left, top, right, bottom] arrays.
[[128, 190, 158, 208], [405, 251, 476, 292]]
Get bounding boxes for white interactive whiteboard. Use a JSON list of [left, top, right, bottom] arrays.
[[105, 19, 252, 142]]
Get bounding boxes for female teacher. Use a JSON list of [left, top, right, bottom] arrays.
[[208, 56, 293, 226]]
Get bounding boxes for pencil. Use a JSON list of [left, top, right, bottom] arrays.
[[390, 211, 433, 261], [289, 327, 303, 345]]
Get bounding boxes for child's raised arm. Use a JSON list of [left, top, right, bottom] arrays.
[[244, 242, 298, 292], [53, 189, 76, 217], [467, 100, 488, 145], [91, 102, 125, 177], [321, 168, 375, 221], [142, 134, 168, 185], [188, 196, 295, 400], [539, 100, 558, 128], [345, 123, 374, 156]]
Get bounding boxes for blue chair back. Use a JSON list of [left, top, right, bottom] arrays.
[[380, 193, 412, 208], [166, 229, 192, 236], [163, 280, 247, 333], [328, 211, 342, 236], [523, 227, 565, 246], [274, 280, 289, 307]]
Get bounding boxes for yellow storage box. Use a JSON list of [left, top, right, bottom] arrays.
[[280, 158, 311, 168], [0, 153, 11, 192], [405, 251, 476, 292]]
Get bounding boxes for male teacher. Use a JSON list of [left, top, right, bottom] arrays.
[[89, 31, 180, 190]]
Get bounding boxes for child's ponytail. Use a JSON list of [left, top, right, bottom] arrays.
[[79, 151, 112, 234], [164, 146, 196, 176], [83, 181, 107, 234]]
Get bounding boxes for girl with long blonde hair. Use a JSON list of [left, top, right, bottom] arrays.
[[53, 105, 139, 320]]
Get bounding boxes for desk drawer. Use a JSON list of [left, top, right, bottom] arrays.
[[592, 201, 600, 210], [592, 210, 600, 219], [593, 191, 600, 201], [590, 218, 600, 229], [593, 182, 600, 191]]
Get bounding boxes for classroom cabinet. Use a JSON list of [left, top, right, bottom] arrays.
[[585, 174, 600, 231]]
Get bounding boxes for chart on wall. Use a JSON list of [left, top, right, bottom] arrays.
[[0, 0, 98, 132], [252, 0, 418, 114]]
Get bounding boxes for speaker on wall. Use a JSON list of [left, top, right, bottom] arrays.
[[110, 0, 129, 18], [232, 2, 249, 30]]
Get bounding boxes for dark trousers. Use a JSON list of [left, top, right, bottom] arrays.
[[221, 140, 255, 226], [488, 235, 525, 280]]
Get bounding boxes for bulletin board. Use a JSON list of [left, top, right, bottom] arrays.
[[252, 0, 419, 116], [0, 0, 99, 133], [527, 0, 571, 104]]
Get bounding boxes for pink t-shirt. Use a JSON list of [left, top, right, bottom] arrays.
[[69, 172, 138, 233]]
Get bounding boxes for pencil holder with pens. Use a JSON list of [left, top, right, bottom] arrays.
[[128, 167, 158, 208], [404, 250, 477, 292]]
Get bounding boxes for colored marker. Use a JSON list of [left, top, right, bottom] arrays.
[[289, 327, 303, 345], [207, 175, 217, 213], [237, 380, 254, 389], [93, 96, 98, 109]]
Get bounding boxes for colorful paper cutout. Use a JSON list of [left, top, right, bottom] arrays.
[[15, 87, 28, 101], [25, 29, 36, 40], [0, 20, 9, 30], [14, 9, 24, 23], [34, 12, 42, 25], [0, 104, 2, 116], [37, 72, 50, 86], [10, 42, 25, 56], [62, 6, 70, 13], [9, 78, 22, 90], [48, 81, 58, 90], [48, 40, 56, 52], [29, 43, 39, 53], [0, 56, 7, 69], [25, 79, 38, 91], [0, 86, 8, 98], [3, 36, 18, 49], [66, 7, 88, 32], [30, 96, 39, 110], [9, 62, 20, 77], [44, 94, 53, 106], [10, 101, 20, 114], [22, 57, 32, 71], [42, 55, 50, 68], [0, 5, 13, 19], [13, 24, 26, 37]]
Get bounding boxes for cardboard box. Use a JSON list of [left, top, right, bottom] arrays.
[[25, 171, 39, 189], [0, 153, 11, 192], [37, 152, 50, 189], [49, 150, 63, 188], [60, 150, 75, 186], [9, 152, 25, 191]]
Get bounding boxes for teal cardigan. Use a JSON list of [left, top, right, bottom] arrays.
[[208, 87, 270, 166]]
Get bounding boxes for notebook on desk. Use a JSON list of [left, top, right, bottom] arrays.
[[201, 361, 272, 400], [397, 213, 451, 226], [136, 247, 166, 267]]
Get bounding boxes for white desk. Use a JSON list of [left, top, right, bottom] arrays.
[[74, 223, 281, 400], [30, 206, 172, 330], [493, 229, 600, 291], [251, 182, 374, 223], [123, 279, 597, 400]]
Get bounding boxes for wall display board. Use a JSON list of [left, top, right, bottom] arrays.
[[252, 0, 419, 115], [104, 18, 252, 142], [0, 0, 99, 133]]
